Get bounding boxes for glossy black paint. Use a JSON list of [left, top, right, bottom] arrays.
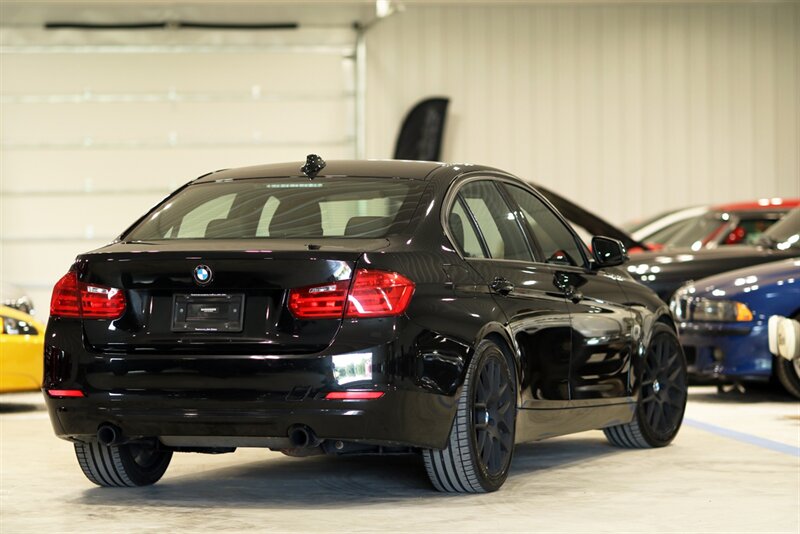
[[45, 160, 671, 452]]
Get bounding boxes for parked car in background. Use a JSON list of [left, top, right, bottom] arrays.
[[671, 258, 800, 398], [1, 283, 35, 316], [0, 305, 45, 393], [43, 157, 686, 492], [628, 207, 800, 301], [626, 205, 709, 248], [627, 199, 798, 254]]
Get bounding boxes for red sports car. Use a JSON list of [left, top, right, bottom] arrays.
[[628, 198, 799, 254]]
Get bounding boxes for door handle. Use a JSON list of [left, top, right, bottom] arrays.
[[490, 277, 514, 296]]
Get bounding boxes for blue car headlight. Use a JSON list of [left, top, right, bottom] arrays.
[[690, 298, 753, 322]]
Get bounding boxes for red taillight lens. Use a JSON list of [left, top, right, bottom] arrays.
[[325, 391, 384, 400], [80, 284, 126, 319], [288, 269, 415, 320], [47, 389, 85, 398], [50, 271, 81, 317], [345, 269, 415, 318], [50, 270, 126, 319], [288, 279, 350, 319]]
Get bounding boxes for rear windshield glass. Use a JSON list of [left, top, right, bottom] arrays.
[[124, 177, 427, 241]]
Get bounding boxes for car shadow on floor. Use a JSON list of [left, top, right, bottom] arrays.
[[0, 401, 44, 414], [76, 434, 622, 508]]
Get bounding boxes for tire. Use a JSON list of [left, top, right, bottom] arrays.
[[74, 441, 172, 487], [774, 357, 800, 399], [604, 323, 687, 448], [423, 339, 516, 493], [773, 313, 800, 399]]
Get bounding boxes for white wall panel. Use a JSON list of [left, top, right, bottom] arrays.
[[1, 30, 356, 316], [365, 2, 800, 226]]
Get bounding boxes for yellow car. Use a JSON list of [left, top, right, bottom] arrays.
[[0, 305, 44, 392]]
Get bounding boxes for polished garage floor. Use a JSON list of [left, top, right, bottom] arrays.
[[1, 387, 798, 533]]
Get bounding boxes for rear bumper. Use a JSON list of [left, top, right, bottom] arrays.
[[677, 321, 773, 382], [43, 317, 464, 450], [44, 387, 454, 449]]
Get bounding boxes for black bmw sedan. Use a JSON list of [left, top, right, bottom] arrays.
[[44, 157, 687, 493]]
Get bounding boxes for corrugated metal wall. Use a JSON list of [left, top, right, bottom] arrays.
[[365, 2, 800, 225]]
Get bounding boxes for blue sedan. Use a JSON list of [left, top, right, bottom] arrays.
[[671, 257, 800, 397]]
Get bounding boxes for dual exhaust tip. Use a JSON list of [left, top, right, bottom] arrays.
[[287, 425, 321, 448], [97, 424, 123, 446], [96, 423, 320, 449]]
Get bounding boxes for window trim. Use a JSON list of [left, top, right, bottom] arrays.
[[442, 172, 591, 268], [453, 193, 492, 259], [450, 179, 535, 262], [499, 181, 590, 268]]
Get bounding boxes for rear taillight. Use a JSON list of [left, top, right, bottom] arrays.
[[288, 279, 350, 319], [345, 269, 415, 318], [50, 271, 81, 317], [288, 269, 415, 320], [50, 270, 126, 319]]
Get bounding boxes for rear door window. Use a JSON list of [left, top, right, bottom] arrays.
[[503, 184, 586, 266], [457, 181, 532, 261], [448, 197, 487, 258]]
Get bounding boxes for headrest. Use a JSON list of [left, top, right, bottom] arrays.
[[269, 200, 323, 237], [448, 212, 465, 251]]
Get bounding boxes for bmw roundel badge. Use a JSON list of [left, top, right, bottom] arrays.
[[193, 264, 213, 285]]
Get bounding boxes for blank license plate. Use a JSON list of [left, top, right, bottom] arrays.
[[171, 294, 244, 332]]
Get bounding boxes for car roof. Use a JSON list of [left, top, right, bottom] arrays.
[[711, 198, 800, 211], [194, 159, 449, 183]]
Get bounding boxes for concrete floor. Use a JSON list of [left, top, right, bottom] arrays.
[[1, 387, 798, 533]]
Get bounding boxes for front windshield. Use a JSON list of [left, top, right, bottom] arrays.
[[761, 208, 800, 250], [659, 214, 727, 250]]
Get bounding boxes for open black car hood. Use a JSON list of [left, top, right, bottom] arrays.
[[536, 185, 647, 251]]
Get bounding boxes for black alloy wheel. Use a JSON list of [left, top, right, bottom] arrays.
[[423, 339, 517, 493], [604, 323, 687, 448], [640, 330, 688, 440], [473, 352, 515, 477]]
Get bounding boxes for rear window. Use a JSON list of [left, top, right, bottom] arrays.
[[124, 177, 427, 241]]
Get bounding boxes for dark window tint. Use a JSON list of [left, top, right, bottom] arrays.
[[504, 184, 584, 266], [459, 181, 532, 261], [125, 178, 427, 240], [2, 316, 38, 336], [448, 197, 487, 258]]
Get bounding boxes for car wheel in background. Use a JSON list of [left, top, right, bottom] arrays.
[[604, 323, 688, 448], [74, 441, 172, 487], [423, 339, 516, 493], [773, 313, 800, 399]]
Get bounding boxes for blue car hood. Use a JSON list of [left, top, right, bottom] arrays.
[[690, 257, 800, 298]]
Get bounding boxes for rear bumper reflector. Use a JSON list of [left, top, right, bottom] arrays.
[[47, 389, 85, 398], [324, 391, 384, 400]]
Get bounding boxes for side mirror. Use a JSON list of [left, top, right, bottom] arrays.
[[592, 236, 628, 268]]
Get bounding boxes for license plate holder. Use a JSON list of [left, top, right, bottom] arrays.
[[171, 294, 245, 333]]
